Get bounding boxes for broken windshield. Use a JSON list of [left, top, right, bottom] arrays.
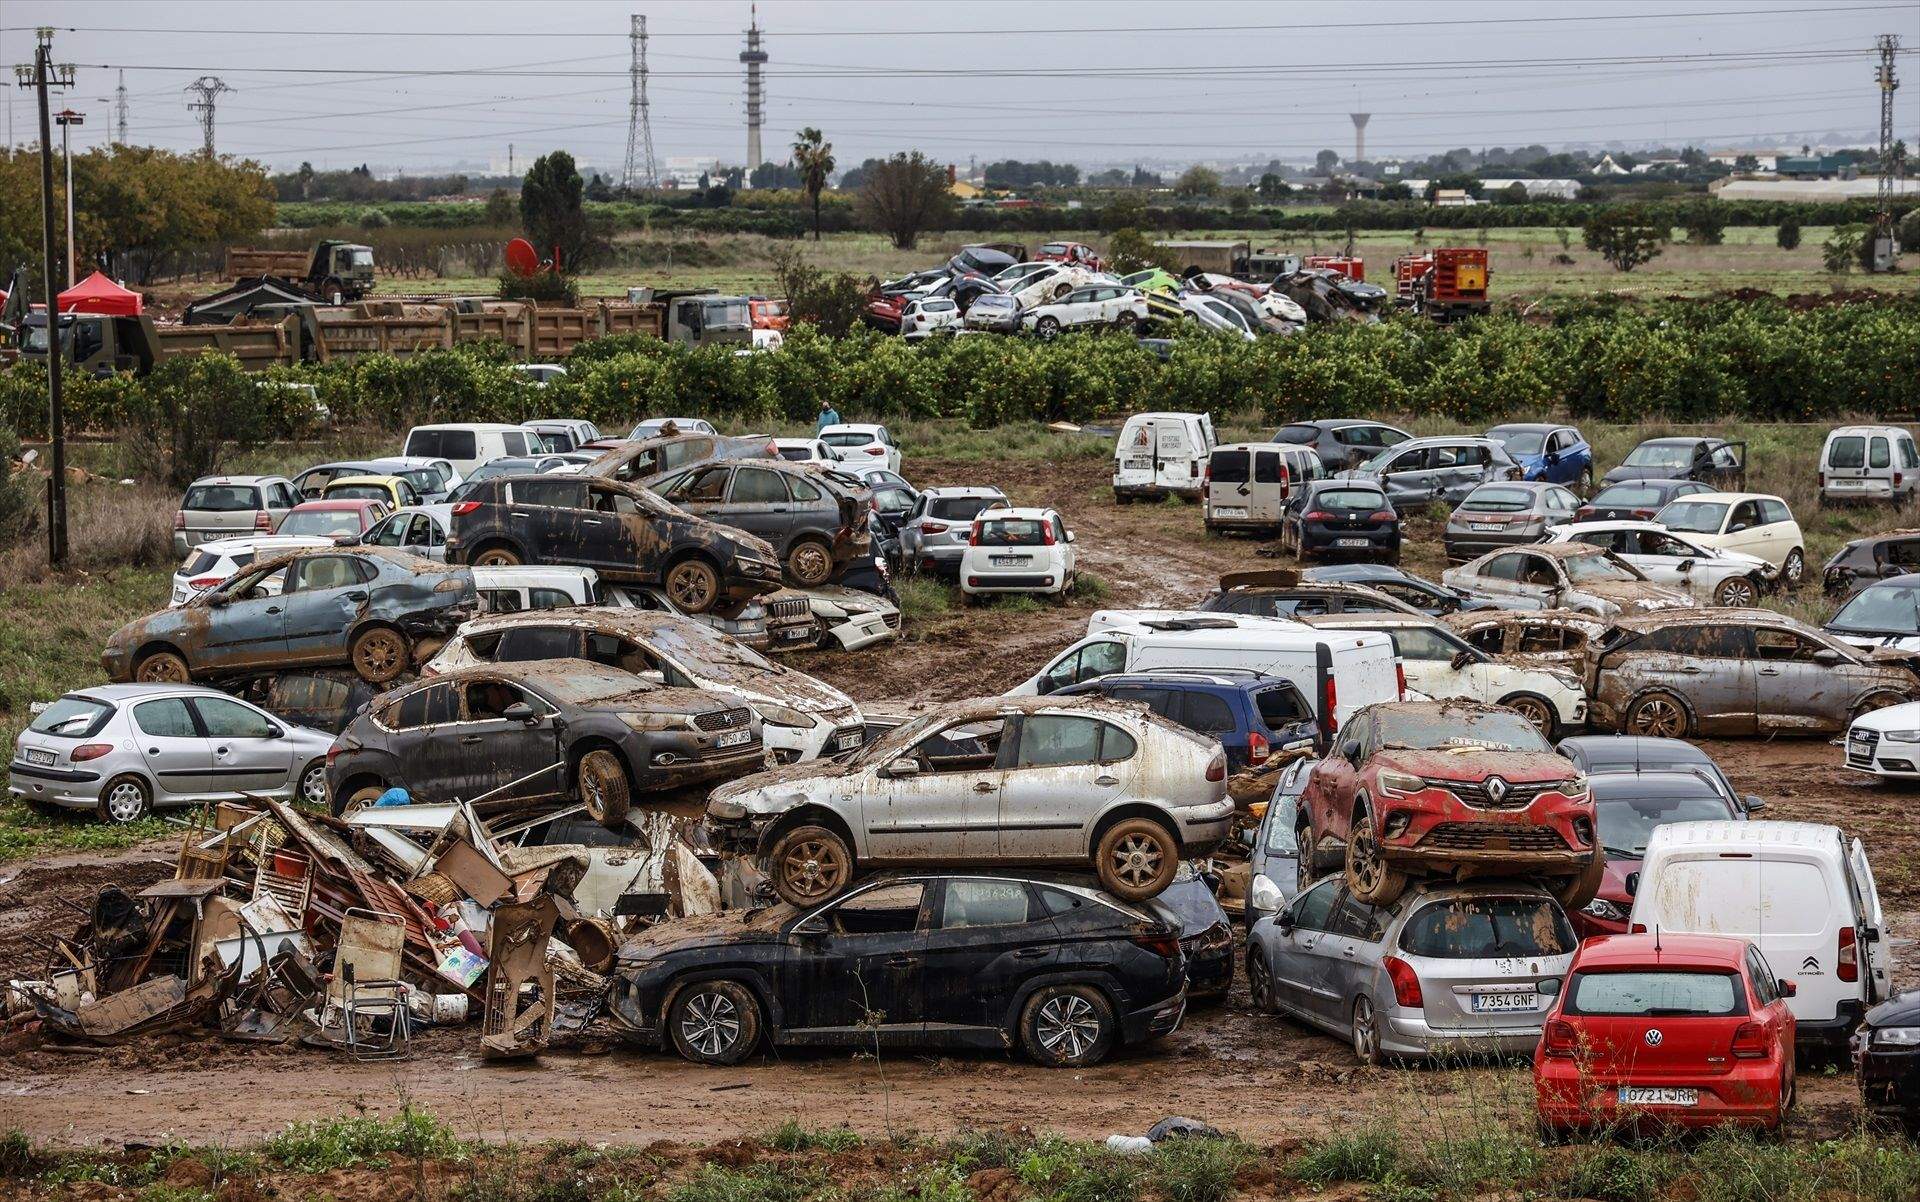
[[1829, 584, 1920, 636], [1561, 552, 1639, 583]]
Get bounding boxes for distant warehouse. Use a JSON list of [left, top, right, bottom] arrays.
[[1711, 178, 1920, 202]]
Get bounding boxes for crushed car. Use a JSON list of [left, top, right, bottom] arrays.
[[582, 432, 777, 489], [1441, 542, 1695, 617], [650, 459, 872, 588], [1546, 520, 1778, 608], [1443, 608, 1609, 667]]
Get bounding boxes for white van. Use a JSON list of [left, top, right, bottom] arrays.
[[402, 423, 540, 477], [1113, 412, 1217, 503], [1203, 442, 1325, 535], [1629, 820, 1891, 1051], [1819, 425, 1919, 504], [470, 565, 599, 613], [1008, 613, 1400, 745]]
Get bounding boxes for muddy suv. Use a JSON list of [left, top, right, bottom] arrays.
[[1299, 700, 1601, 909], [584, 432, 776, 488], [651, 460, 871, 588], [444, 475, 781, 615]]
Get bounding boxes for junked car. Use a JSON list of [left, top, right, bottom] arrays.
[[1248, 878, 1577, 1065], [1441, 542, 1695, 617], [1822, 531, 1920, 598], [606, 871, 1189, 1068], [1602, 436, 1746, 489], [704, 695, 1231, 906], [1484, 423, 1593, 489], [586, 432, 777, 489], [793, 584, 900, 652], [1160, 862, 1235, 1003], [652, 459, 871, 588], [959, 507, 1077, 602], [172, 475, 298, 558], [327, 659, 763, 822], [1443, 609, 1609, 667], [1243, 757, 1314, 924], [1567, 769, 1747, 939], [964, 292, 1022, 332], [818, 423, 902, 475], [1198, 568, 1424, 619], [169, 534, 333, 605], [1023, 284, 1149, 338], [1304, 564, 1486, 617], [1826, 572, 1920, 654], [1341, 436, 1522, 507], [1298, 700, 1602, 908], [899, 296, 960, 340], [103, 548, 478, 686], [1652, 492, 1807, 588], [1442, 481, 1580, 563], [1274, 419, 1411, 472], [322, 474, 421, 510], [277, 498, 390, 542], [1586, 609, 1918, 738], [1055, 667, 1318, 773], [1572, 477, 1713, 523], [356, 504, 454, 562], [1546, 520, 1777, 607], [1278, 479, 1401, 563], [424, 606, 864, 764], [1819, 424, 1920, 504]]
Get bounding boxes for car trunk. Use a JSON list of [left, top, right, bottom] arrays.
[[1397, 893, 1575, 1032]]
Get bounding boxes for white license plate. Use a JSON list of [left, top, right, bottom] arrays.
[[779, 626, 813, 641], [1334, 538, 1370, 548], [1468, 991, 1539, 1013], [992, 556, 1028, 566], [1618, 1087, 1697, 1107], [25, 748, 56, 766], [1215, 507, 1248, 518], [1470, 522, 1504, 531], [716, 730, 752, 749], [1125, 458, 1150, 469], [834, 730, 864, 751]]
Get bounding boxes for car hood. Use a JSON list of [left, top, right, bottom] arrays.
[[1378, 746, 1579, 786], [709, 756, 854, 814], [1845, 698, 1920, 734], [614, 905, 793, 962], [1578, 580, 1695, 612], [1601, 465, 1683, 484], [800, 585, 897, 620], [1866, 988, 1920, 1029], [104, 606, 192, 660]]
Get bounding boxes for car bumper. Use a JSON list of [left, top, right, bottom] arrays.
[[1536, 1065, 1787, 1129], [962, 571, 1063, 594], [915, 545, 968, 578], [1120, 989, 1188, 1045], [1855, 1037, 1920, 1119], [1302, 526, 1398, 555], [1844, 730, 1920, 777], [1383, 1012, 1549, 1058], [1182, 944, 1234, 999], [1443, 529, 1546, 560], [1823, 479, 1899, 501], [823, 612, 896, 651], [1176, 802, 1234, 856], [762, 720, 866, 764], [1114, 482, 1202, 499], [1796, 1002, 1865, 1049], [9, 764, 106, 808]]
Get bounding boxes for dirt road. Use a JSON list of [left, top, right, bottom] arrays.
[[2, 453, 1909, 1147]]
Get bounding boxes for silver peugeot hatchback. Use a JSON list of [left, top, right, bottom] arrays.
[[9, 684, 335, 823]]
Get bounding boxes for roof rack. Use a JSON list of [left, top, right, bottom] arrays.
[[1138, 617, 1243, 632]]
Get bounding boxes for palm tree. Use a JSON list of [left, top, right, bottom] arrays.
[[792, 127, 836, 242]]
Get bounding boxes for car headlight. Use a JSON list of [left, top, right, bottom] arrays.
[[1879, 730, 1920, 743], [1250, 875, 1282, 912], [1561, 774, 1591, 802], [707, 798, 748, 821], [1378, 770, 1426, 795], [755, 703, 818, 730], [1872, 1027, 1920, 1047], [1581, 898, 1627, 922]]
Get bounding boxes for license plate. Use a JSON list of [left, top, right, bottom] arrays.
[[25, 748, 55, 766], [1470, 522, 1503, 531], [1215, 507, 1248, 518], [1469, 991, 1539, 1013], [716, 730, 752, 749], [1618, 1087, 1697, 1107], [992, 556, 1028, 566], [1125, 458, 1150, 469], [779, 626, 813, 641], [834, 729, 864, 751], [1334, 538, 1371, 548]]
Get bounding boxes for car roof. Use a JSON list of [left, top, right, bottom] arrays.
[[979, 506, 1056, 521], [1861, 572, 1920, 588], [1589, 769, 1730, 798], [1488, 422, 1564, 434], [819, 423, 884, 435], [923, 485, 1006, 497], [1466, 479, 1557, 493], [1637, 436, 1712, 447], [409, 422, 528, 432], [1558, 734, 1710, 763], [290, 499, 377, 511], [325, 474, 401, 487], [1306, 476, 1383, 491], [1643, 818, 1840, 853], [1594, 477, 1699, 492], [68, 682, 241, 703], [1301, 613, 1441, 633], [1674, 491, 1784, 505], [190, 534, 335, 554], [1304, 563, 1421, 585], [1078, 669, 1272, 688], [1211, 441, 1288, 453], [1557, 519, 1662, 533], [187, 474, 283, 486], [1573, 933, 1750, 970]]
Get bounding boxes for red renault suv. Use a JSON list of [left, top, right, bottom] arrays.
[[1536, 933, 1796, 1134], [1299, 700, 1600, 908]]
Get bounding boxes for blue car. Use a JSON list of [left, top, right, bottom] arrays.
[[1055, 668, 1317, 773], [1486, 423, 1591, 489]]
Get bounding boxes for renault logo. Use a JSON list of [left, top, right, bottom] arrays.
[[1644, 1029, 1663, 1047], [1485, 776, 1509, 804]]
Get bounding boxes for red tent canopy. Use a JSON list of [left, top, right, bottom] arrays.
[[57, 271, 142, 317]]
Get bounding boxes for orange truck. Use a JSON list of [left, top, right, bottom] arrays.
[[1302, 255, 1365, 282], [1391, 248, 1491, 321]]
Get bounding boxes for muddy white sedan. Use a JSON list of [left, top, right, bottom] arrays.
[[1441, 542, 1694, 617]]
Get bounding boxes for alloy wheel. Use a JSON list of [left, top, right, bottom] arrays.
[[679, 990, 742, 1059], [1109, 832, 1165, 890], [1352, 997, 1379, 1063], [1717, 577, 1758, 607], [1348, 823, 1386, 894], [779, 837, 847, 901], [1630, 696, 1685, 738], [1034, 994, 1101, 1061]]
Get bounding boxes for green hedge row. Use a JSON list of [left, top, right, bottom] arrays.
[[3, 297, 1917, 441]]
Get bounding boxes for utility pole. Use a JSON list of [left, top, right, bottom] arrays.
[[1871, 33, 1902, 271], [12, 28, 76, 567], [113, 69, 128, 145], [740, 5, 767, 172], [622, 15, 658, 190], [55, 110, 82, 285], [183, 75, 231, 157]]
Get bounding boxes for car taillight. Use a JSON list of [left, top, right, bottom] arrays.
[[1041, 523, 1056, 546], [1382, 956, 1423, 1008], [1305, 510, 1332, 521], [1132, 931, 1182, 959], [1369, 510, 1394, 522], [1204, 750, 1226, 782], [1542, 1019, 1578, 1059], [865, 446, 884, 456], [1574, 506, 1594, 520], [70, 743, 113, 762], [921, 521, 949, 535], [450, 501, 482, 516], [968, 523, 982, 546], [1630, 922, 1647, 934], [173, 511, 186, 530], [1838, 925, 1858, 982], [1323, 677, 1338, 737], [1632, 508, 1655, 519], [1897, 473, 1904, 487], [1395, 662, 1407, 700], [189, 575, 224, 590], [254, 509, 272, 531], [1731, 1021, 1770, 1059], [1248, 730, 1270, 763]]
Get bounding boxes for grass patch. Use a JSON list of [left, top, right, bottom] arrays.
[[986, 594, 1044, 614], [1149, 1137, 1253, 1202], [1014, 1137, 1143, 1202], [1291, 1122, 1405, 1186], [0, 801, 176, 862], [894, 575, 955, 625], [1070, 571, 1112, 604], [261, 1107, 466, 1173], [874, 1162, 972, 1202], [763, 1120, 861, 1154], [666, 1164, 819, 1202]]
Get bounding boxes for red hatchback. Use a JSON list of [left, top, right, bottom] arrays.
[[1536, 934, 1796, 1135], [1300, 701, 1600, 909]]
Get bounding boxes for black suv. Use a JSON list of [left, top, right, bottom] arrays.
[[446, 475, 781, 614]]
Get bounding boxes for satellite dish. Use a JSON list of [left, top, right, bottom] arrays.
[[505, 238, 540, 278]]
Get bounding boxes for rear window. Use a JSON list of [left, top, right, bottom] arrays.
[[1592, 483, 1666, 508], [1254, 684, 1311, 728], [977, 518, 1049, 547], [1313, 488, 1388, 510], [326, 484, 387, 501], [279, 510, 364, 538], [182, 550, 234, 576], [1646, 859, 1829, 936], [1827, 436, 1866, 469], [1566, 971, 1744, 1017], [183, 485, 259, 512], [821, 432, 874, 448], [29, 697, 114, 737], [1459, 486, 1536, 512], [406, 429, 478, 461], [1399, 897, 1573, 959], [930, 497, 998, 522], [1275, 425, 1318, 445], [1209, 451, 1250, 484]]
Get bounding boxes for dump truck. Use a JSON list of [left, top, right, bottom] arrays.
[[1152, 240, 1251, 277], [628, 288, 754, 349], [1392, 248, 1491, 321], [19, 310, 300, 376], [223, 240, 376, 303]]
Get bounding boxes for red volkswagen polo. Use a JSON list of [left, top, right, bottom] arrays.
[[1535, 933, 1796, 1135]]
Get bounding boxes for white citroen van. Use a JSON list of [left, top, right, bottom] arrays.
[[1113, 412, 1217, 503], [1629, 820, 1891, 1053], [1819, 425, 1920, 504]]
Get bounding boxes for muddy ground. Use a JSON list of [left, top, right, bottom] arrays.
[[2, 453, 1913, 1149]]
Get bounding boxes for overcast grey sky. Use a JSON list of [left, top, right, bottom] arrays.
[[3, 0, 1915, 175]]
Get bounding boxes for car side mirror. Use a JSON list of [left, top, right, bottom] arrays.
[[1744, 794, 1766, 813], [1812, 649, 1842, 666], [884, 757, 921, 779], [1546, 451, 1560, 464], [501, 702, 537, 724], [1276, 911, 1295, 935], [1624, 871, 1639, 898], [1676, 558, 1695, 573], [1450, 649, 1476, 671], [1066, 531, 1077, 543], [1777, 979, 1797, 998], [1339, 738, 1362, 764]]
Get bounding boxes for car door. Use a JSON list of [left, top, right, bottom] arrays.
[[1509, 551, 1568, 609], [1034, 638, 1129, 694], [1154, 418, 1193, 492], [1751, 626, 1845, 732], [191, 695, 296, 795], [198, 562, 295, 667], [450, 678, 566, 804], [505, 478, 593, 565], [1382, 624, 1472, 703], [996, 714, 1133, 861], [725, 466, 794, 550], [1847, 839, 1891, 1003], [1719, 499, 1768, 562], [916, 879, 1061, 1032], [863, 717, 1009, 860], [383, 682, 464, 796], [778, 881, 929, 1037], [658, 463, 730, 525], [1375, 447, 1433, 506], [1265, 878, 1344, 1025], [1319, 890, 1386, 1030], [1627, 624, 1758, 735], [279, 554, 378, 663], [130, 696, 213, 800], [1430, 443, 1482, 503]]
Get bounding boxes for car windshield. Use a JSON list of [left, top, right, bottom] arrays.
[[1567, 970, 1742, 1016], [1400, 896, 1573, 958], [1829, 584, 1920, 635], [393, 468, 441, 492], [1594, 790, 1735, 857], [1315, 488, 1387, 510], [1358, 446, 1402, 473], [853, 712, 946, 768], [1657, 501, 1728, 533], [1591, 483, 1667, 508], [29, 696, 113, 737], [183, 485, 258, 512], [1624, 442, 1694, 469], [1459, 486, 1536, 513], [1561, 552, 1638, 582], [1379, 708, 1550, 753], [976, 518, 1049, 546], [1494, 430, 1548, 456], [279, 510, 363, 537], [327, 485, 387, 500]]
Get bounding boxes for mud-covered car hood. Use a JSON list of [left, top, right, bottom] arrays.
[[708, 756, 854, 816], [614, 905, 793, 963], [1577, 580, 1694, 613], [801, 585, 895, 618], [1378, 746, 1580, 786]]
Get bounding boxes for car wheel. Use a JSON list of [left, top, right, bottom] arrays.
[[349, 626, 410, 684], [472, 544, 522, 567], [1714, 575, 1759, 607], [1036, 316, 1061, 340], [1095, 818, 1179, 901], [134, 650, 190, 683], [785, 539, 834, 588], [1498, 693, 1557, 741], [1624, 690, 1690, 739], [1247, 947, 1278, 1014], [577, 748, 632, 828], [1551, 851, 1607, 910], [667, 979, 762, 1066], [665, 557, 723, 614], [1351, 995, 1383, 1067], [1783, 547, 1805, 588], [339, 784, 388, 817], [767, 823, 854, 906], [1019, 984, 1116, 1068], [97, 775, 152, 825], [1344, 802, 1408, 906], [296, 760, 329, 810]]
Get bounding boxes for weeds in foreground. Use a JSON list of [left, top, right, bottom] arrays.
[[1149, 1136, 1252, 1202], [893, 576, 952, 625], [874, 1162, 972, 1202], [262, 1106, 465, 1173], [1069, 570, 1112, 604], [666, 1163, 819, 1202], [763, 1120, 861, 1155], [1015, 1137, 1143, 1202]]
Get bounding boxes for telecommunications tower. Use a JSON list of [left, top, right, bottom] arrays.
[[741, 5, 767, 171]]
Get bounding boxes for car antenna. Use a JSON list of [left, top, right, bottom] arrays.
[[1653, 924, 1661, 953]]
